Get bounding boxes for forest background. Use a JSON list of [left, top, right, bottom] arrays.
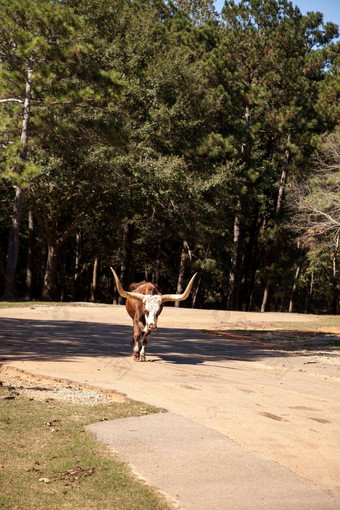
[[0, 0, 339, 314]]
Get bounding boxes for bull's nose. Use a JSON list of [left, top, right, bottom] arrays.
[[148, 324, 157, 331]]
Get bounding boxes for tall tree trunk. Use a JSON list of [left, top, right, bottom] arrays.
[[276, 166, 288, 214], [3, 186, 24, 299], [39, 214, 85, 301], [243, 211, 259, 311], [3, 60, 33, 299], [118, 221, 134, 305], [73, 231, 81, 300], [305, 271, 314, 314], [60, 253, 67, 302], [261, 282, 270, 312], [289, 265, 301, 313], [276, 134, 291, 214], [227, 105, 249, 310], [191, 273, 201, 308], [227, 204, 241, 310], [192, 246, 209, 308], [175, 240, 190, 308], [42, 242, 59, 301], [25, 210, 34, 300], [90, 257, 98, 303], [74, 231, 81, 280], [154, 246, 161, 286], [261, 134, 291, 311], [332, 233, 339, 314]]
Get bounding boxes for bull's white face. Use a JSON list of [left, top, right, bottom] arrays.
[[143, 295, 163, 332]]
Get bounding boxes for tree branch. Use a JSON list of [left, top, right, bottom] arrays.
[[0, 98, 24, 104], [308, 207, 340, 227], [57, 213, 87, 248]]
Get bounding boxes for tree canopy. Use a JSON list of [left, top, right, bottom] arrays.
[[1, 0, 339, 313]]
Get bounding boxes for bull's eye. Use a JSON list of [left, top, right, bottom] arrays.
[[145, 311, 149, 317]]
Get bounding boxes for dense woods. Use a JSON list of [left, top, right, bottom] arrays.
[[1, 0, 339, 313]]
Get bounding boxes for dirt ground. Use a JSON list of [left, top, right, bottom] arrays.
[[1, 304, 339, 501]]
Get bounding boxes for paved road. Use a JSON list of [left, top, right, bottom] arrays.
[[88, 413, 335, 510], [1, 304, 339, 508]]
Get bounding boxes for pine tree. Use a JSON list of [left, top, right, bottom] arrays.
[[0, 0, 124, 298]]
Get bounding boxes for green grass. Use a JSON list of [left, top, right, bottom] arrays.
[[274, 315, 340, 331], [0, 300, 55, 308], [0, 388, 172, 510], [0, 301, 110, 308]]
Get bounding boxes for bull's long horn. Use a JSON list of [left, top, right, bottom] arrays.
[[110, 267, 145, 301], [161, 273, 197, 303]]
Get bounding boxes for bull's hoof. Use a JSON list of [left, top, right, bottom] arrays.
[[132, 352, 140, 361], [139, 355, 146, 362]]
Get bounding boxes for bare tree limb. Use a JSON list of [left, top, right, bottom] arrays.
[[286, 130, 340, 246], [0, 98, 24, 104]]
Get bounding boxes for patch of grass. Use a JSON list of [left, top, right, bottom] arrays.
[[0, 301, 56, 308], [275, 315, 340, 332], [0, 388, 172, 510], [0, 301, 110, 309]]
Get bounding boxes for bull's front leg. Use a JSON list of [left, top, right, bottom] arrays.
[[132, 316, 146, 361], [140, 332, 150, 362]]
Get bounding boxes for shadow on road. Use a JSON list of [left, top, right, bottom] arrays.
[[0, 317, 338, 365]]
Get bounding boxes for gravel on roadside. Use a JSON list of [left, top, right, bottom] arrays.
[[0, 365, 127, 405]]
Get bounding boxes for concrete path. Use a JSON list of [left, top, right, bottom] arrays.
[[88, 413, 336, 510], [1, 304, 339, 508]]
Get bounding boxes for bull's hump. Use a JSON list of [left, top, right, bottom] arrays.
[[129, 281, 161, 295]]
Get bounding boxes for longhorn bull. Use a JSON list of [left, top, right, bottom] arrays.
[[111, 268, 197, 361]]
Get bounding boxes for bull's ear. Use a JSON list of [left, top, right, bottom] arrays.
[[161, 273, 197, 303], [110, 267, 145, 301]]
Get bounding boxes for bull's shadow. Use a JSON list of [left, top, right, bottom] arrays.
[[0, 317, 338, 365]]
